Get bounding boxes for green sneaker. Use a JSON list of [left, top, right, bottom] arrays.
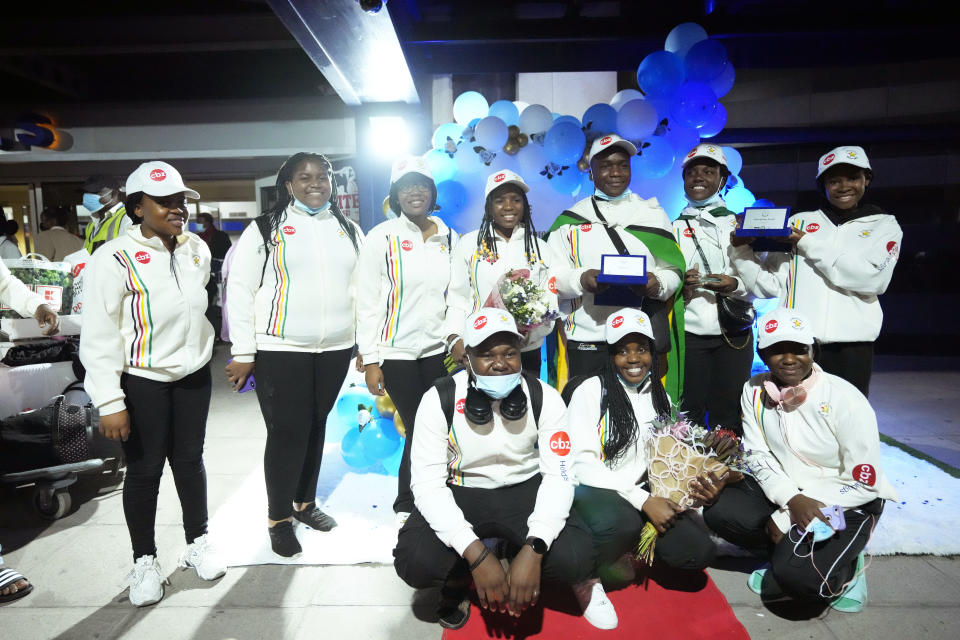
[[748, 567, 788, 600], [747, 568, 765, 595], [830, 552, 867, 613]]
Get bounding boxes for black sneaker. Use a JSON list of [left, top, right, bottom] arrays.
[[268, 521, 302, 557], [437, 587, 471, 629], [292, 505, 338, 532]]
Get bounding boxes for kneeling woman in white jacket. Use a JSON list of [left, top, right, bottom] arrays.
[[703, 307, 897, 612], [80, 162, 224, 607], [565, 309, 725, 630]]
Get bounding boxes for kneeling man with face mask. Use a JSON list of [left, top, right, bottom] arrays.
[[393, 308, 594, 629]]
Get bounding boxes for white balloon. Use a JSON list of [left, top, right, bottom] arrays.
[[610, 89, 644, 111]]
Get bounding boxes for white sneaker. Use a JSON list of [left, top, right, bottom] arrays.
[[126, 555, 166, 607], [178, 534, 226, 581], [395, 511, 411, 529], [578, 580, 618, 630]]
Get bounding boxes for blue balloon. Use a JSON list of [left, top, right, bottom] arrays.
[[381, 440, 404, 476], [455, 141, 482, 175], [683, 39, 729, 83], [436, 180, 469, 216], [610, 89, 644, 111], [723, 185, 756, 214], [664, 122, 700, 156], [709, 63, 736, 99], [617, 99, 659, 141], [335, 385, 375, 428], [432, 122, 465, 150], [698, 102, 727, 138], [488, 100, 520, 126], [549, 167, 582, 195], [544, 121, 586, 166], [634, 137, 676, 179], [578, 170, 595, 197], [665, 22, 708, 59], [553, 115, 582, 128], [425, 148, 457, 183], [517, 142, 549, 179], [453, 91, 489, 125], [341, 428, 375, 468], [581, 103, 618, 137], [358, 418, 402, 461], [519, 104, 553, 135], [475, 116, 509, 150], [752, 198, 775, 208], [637, 51, 686, 100], [672, 82, 718, 129], [722, 146, 743, 175]]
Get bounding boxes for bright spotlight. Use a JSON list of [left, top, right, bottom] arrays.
[[369, 115, 412, 159]]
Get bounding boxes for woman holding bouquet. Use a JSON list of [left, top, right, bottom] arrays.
[[704, 307, 896, 612], [564, 308, 728, 629], [356, 156, 457, 525], [446, 169, 573, 376]]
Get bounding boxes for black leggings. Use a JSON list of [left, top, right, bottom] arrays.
[[815, 341, 874, 397], [704, 476, 883, 601], [573, 485, 716, 572], [121, 365, 211, 560], [681, 330, 754, 435], [255, 349, 351, 521], [381, 354, 448, 513]]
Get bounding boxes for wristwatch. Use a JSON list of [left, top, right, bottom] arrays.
[[524, 536, 547, 555]]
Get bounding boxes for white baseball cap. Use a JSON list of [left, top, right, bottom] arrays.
[[390, 156, 433, 186], [464, 308, 522, 347], [756, 308, 815, 349], [816, 145, 871, 178], [605, 308, 655, 345], [588, 134, 637, 163], [125, 161, 200, 200], [484, 169, 530, 199], [682, 143, 728, 168]]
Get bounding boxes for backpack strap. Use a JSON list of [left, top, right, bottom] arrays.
[[521, 370, 543, 427], [254, 215, 273, 287], [435, 375, 457, 431]]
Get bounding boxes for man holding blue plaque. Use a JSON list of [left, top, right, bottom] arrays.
[[546, 135, 685, 398]]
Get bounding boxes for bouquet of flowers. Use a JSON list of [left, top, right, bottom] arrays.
[[636, 414, 753, 565], [483, 268, 559, 336]]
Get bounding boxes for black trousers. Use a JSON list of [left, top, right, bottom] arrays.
[[815, 341, 874, 397], [703, 476, 883, 601], [566, 340, 608, 379], [681, 330, 754, 435], [255, 349, 351, 521], [381, 354, 449, 513], [394, 475, 594, 589], [121, 365, 211, 560], [573, 485, 716, 571]]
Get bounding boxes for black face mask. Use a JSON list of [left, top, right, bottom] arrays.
[[464, 384, 528, 424]]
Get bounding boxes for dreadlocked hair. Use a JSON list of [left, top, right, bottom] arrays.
[[261, 152, 359, 253], [598, 341, 672, 466], [476, 184, 542, 264]]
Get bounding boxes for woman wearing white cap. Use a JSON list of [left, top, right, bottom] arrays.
[[80, 161, 225, 606], [355, 156, 458, 523], [704, 308, 897, 612], [674, 143, 757, 433], [564, 308, 724, 629], [224, 152, 363, 557], [446, 169, 574, 376], [729, 145, 901, 396], [394, 308, 592, 630]]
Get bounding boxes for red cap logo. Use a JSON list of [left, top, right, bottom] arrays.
[[683, 227, 695, 238], [611, 315, 624, 328], [282, 225, 296, 235], [823, 153, 835, 166], [135, 251, 151, 264], [853, 463, 876, 487], [764, 319, 778, 333], [149, 168, 167, 182], [401, 239, 413, 251], [494, 173, 506, 183], [72, 263, 86, 277], [455, 398, 466, 414], [549, 431, 572, 456], [548, 276, 557, 294], [805, 223, 820, 233], [686, 149, 697, 158], [886, 241, 898, 254], [473, 315, 488, 330], [580, 223, 592, 232], [600, 136, 612, 146]]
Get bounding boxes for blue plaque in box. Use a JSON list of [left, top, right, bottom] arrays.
[[596, 254, 648, 285], [735, 207, 791, 238]]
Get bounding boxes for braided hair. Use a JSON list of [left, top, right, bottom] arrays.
[[598, 337, 672, 466], [476, 184, 542, 264], [262, 152, 359, 252]]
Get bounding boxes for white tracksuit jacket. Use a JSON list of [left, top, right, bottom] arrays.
[[356, 214, 457, 364], [226, 204, 364, 363], [729, 207, 902, 343], [79, 227, 214, 416], [410, 370, 574, 555]]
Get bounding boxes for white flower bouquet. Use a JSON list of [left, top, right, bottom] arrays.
[[483, 268, 559, 337]]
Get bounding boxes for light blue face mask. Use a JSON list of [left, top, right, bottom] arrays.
[[685, 191, 723, 208], [618, 371, 651, 389], [469, 361, 522, 399], [595, 187, 632, 202], [293, 198, 331, 215], [82, 192, 103, 213]]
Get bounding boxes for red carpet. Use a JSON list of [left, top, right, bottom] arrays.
[[442, 565, 749, 640]]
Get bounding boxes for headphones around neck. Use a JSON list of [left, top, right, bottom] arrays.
[[465, 382, 528, 424]]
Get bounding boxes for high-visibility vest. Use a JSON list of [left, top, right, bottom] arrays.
[[84, 206, 126, 254]]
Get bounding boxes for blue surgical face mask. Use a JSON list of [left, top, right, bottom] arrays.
[[293, 198, 331, 215], [83, 192, 103, 213], [618, 371, 651, 390], [198, 223, 208, 232], [595, 187, 632, 202], [685, 191, 723, 208], [469, 361, 522, 400]]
